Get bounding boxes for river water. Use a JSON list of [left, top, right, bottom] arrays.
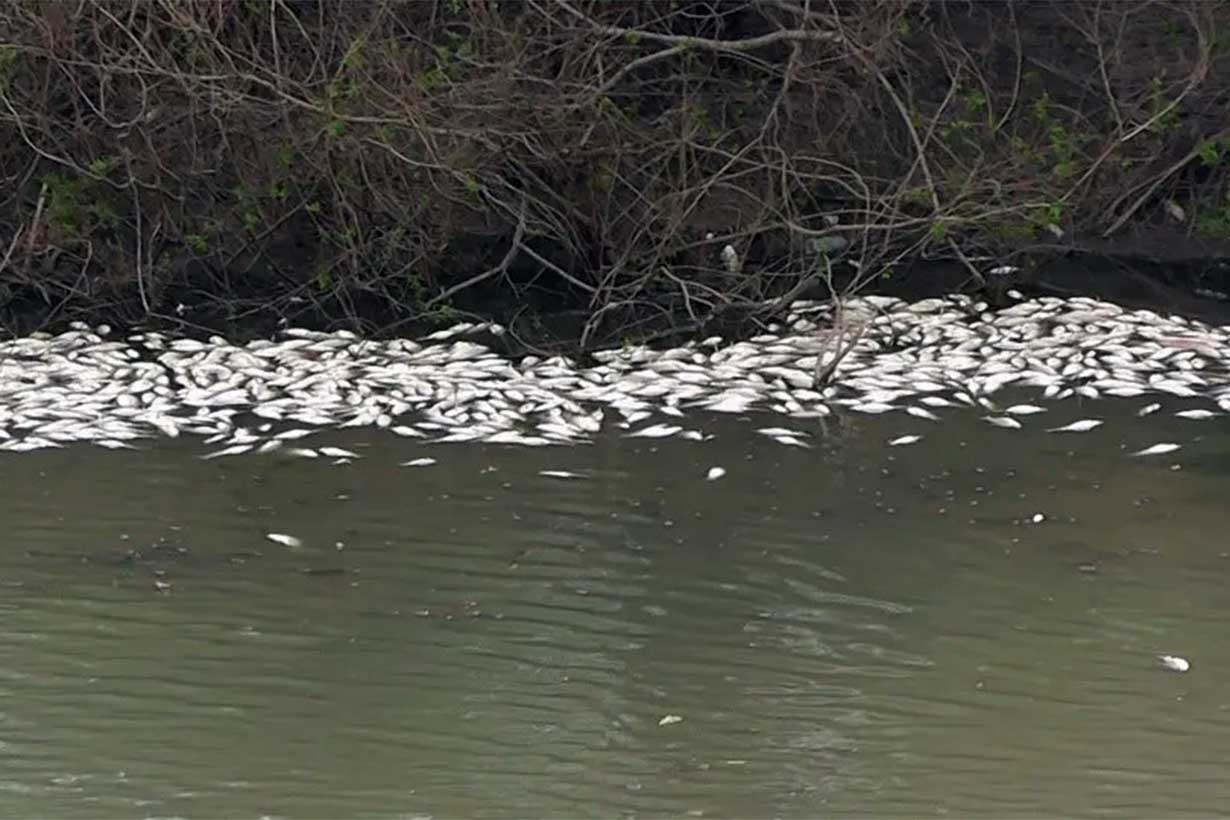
[[1, 398, 1227, 818]]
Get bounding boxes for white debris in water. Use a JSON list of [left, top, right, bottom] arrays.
[[1159, 654, 1190, 673], [658, 714, 684, 726], [706, 466, 727, 481], [1031, 513, 1046, 524], [266, 533, 302, 548]]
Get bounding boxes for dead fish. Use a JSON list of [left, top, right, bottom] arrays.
[[1137, 403, 1162, 417], [906, 406, 941, 421], [1047, 419, 1103, 433], [706, 466, 727, 481], [319, 446, 360, 458], [982, 416, 1022, 429], [401, 457, 437, 467], [539, 470, 584, 479], [1131, 442, 1181, 457], [1158, 655, 1190, 673], [1175, 409, 1218, 420], [888, 435, 922, 446], [626, 423, 683, 439], [850, 402, 896, 414], [756, 427, 807, 438], [266, 533, 302, 548], [202, 443, 253, 459], [1004, 404, 1047, 415]]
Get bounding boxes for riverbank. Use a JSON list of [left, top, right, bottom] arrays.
[[2, 1, 1228, 348]]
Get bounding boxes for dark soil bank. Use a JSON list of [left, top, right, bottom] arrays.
[[2, 1, 1229, 347]]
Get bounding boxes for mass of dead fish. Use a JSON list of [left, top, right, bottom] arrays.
[[0, 292, 1225, 460]]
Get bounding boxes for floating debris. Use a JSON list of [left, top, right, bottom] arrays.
[[706, 466, 727, 481], [266, 533, 303, 548], [658, 714, 684, 726], [1031, 513, 1046, 524], [1131, 443, 1181, 457], [1159, 655, 1190, 673]]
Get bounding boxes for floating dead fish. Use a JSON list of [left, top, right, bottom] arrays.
[[266, 533, 302, 548], [756, 427, 807, 438], [202, 444, 253, 459], [1137, 403, 1162, 416], [906, 406, 941, 421], [539, 469, 584, 479], [319, 446, 360, 458], [706, 466, 727, 481], [1175, 409, 1218, 420], [1004, 404, 1047, 415], [658, 714, 684, 726], [1047, 419, 1103, 433], [626, 423, 683, 439], [982, 416, 1022, 429], [401, 457, 437, 467], [1131, 442, 1181, 457], [888, 435, 922, 446], [1159, 655, 1190, 673]]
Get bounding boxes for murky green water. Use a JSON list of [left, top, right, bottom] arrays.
[[2, 398, 1228, 818]]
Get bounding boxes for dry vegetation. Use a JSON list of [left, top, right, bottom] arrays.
[[0, 0, 1227, 344]]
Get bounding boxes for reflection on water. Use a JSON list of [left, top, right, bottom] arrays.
[[1, 398, 1229, 817]]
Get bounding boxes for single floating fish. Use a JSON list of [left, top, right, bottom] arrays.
[[1004, 404, 1047, 415], [1131, 442, 1181, 457], [401, 457, 437, 467], [982, 415, 1022, 429], [1175, 409, 1218, 420], [202, 443, 253, 459], [706, 466, 727, 481], [1048, 419, 1103, 433], [1159, 655, 1190, 673], [756, 427, 807, 438], [906, 406, 941, 421], [658, 714, 684, 726], [626, 423, 683, 439], [539, 469, 584, 479], [266, 533, 302, 548], [888, 435, 922, 446], [319, 446, 360, 458], [1137, 403, 1162, 417]]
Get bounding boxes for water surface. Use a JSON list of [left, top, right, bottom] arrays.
[[2, 399, 1227, 817]]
